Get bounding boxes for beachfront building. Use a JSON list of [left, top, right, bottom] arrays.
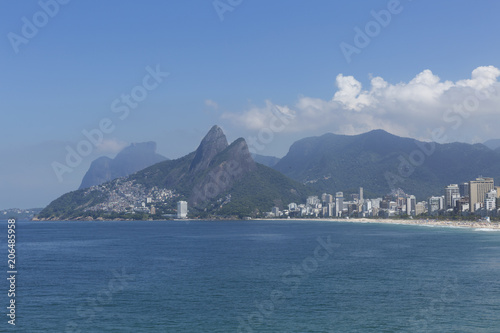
[[177, 201, 188, 219], [497, 187, 500, 209], [456, 198, 470, 214], [371, 198, 382, 209], [459, 182, 470, 198], [445, 184, 460, 209], [469, 177, 494, 213], [327, 202, 335, 217], [416, 201, 427, 216], [335, 192, 344, 217], [485, 189, 497, 211], [271, 206, 281, 217], [406, 195, 416, 216], [322, 193, 333, 204], [428, 196, 443, 215], [307, 196, 320, 206], [363, 200, 372, 213]]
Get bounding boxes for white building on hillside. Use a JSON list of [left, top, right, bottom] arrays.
[[177, 201, 188, 219]]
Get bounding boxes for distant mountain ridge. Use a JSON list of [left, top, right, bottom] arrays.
[[273, 129, 500, 200], [484, 139, 500, 150], [40, 126, 310, 220], [79, 142, 167, 189], [251, 153, 280, 167]]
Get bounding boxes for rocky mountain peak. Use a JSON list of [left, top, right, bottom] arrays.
[[78, 141, 167, 189], [189, 137, 256, 206], [189, 125, 229, 173]]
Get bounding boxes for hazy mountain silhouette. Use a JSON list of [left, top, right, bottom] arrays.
[[79, 142, 167, 189]]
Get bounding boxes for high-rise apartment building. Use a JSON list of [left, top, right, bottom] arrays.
[[445, 184, 460, 209], [459, 182, 470, 198], [322, 194, 333, 204], [335, 192, 344, 217], [428, 196, 443, 215], [177, 201, 188, 218], [469, 177, 494, 212], [415, 201, 427, 216], [307, 196, 320, 206], [485, 189, 497, 211], [406, 195, 416, 216], [327, 202, 335, 217]]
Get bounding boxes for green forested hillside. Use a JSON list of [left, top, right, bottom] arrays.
[[207, 163, 314, 218], [274, 130, 500, 200]]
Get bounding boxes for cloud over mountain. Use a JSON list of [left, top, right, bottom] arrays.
[[221, 66, 500, 143]]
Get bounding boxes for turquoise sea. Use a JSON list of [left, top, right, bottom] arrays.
[[1, 220, 500, 332]]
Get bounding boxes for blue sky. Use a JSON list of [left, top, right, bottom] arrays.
[[1, 0, 500, 209]]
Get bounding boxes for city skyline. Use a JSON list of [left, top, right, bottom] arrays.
[[270, 176, 500, 219]]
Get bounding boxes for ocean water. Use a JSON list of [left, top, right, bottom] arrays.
[[1, 220, 500, 332]]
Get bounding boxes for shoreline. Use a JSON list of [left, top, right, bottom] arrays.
[[25, 217, 500, 230], [254, 217, 500, 230]]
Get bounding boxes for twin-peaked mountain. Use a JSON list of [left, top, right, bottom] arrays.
[[39, 126, 311, 219], [273, 129, 500, 200], [129, 126, 261, 207], [130, 126, 311, 213], [79, 141, 168, 189]]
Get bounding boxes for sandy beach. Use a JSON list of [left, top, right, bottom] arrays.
[[257, 217, 500, 230]]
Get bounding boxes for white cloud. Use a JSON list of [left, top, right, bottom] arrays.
[[456, 66, 500, 90], [221, 100, 291, 130], [220, 66, 500, 143], [95, 138, 128, 155], [333, 74, 373, 110], [205, 99, 219, 110]]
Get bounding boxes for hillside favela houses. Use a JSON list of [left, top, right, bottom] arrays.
[[266, 177, 500, 219]]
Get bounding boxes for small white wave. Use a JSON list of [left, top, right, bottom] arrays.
[[474, 228, 500, 232]]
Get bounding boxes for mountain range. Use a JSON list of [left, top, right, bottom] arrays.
[[273, 129, 500, 200], [38, 127, 500, 220], [79, 142, 167, 189]]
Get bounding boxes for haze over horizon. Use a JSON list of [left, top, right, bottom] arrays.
[[2, 0, 500, 209]]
